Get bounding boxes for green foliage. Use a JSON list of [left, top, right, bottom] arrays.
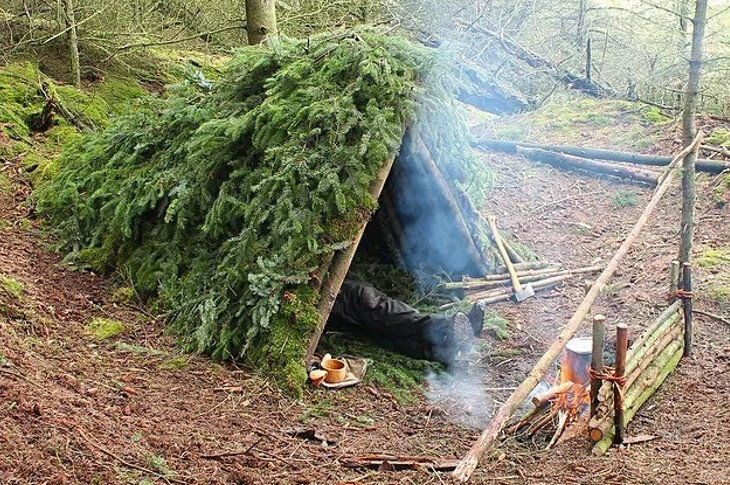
[[36, 30, 485, 392], [85, 317, 126, 340], [612, 190, 640, 208], [483, 310, 509, 339]]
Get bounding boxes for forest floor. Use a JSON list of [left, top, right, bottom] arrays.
[[2, 99, 730, 484]]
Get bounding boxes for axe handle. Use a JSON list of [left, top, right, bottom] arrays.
[[487, 216, 523, 291]]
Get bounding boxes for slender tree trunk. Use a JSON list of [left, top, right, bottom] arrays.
[[63, 0, 81, 88], [678, 0, 708, 264], [245, 0, 277, 45], [577, 0, 588, 48]]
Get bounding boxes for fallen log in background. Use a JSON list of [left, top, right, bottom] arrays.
[[516, 147, 661, 185], [451, 139, 695, 482], [475, 139, 730, 174]]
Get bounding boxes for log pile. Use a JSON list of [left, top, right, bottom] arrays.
[[588, 300, 685, 455]]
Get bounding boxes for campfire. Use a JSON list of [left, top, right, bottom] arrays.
[[508, 337, 593, 448]]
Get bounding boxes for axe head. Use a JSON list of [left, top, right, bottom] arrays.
[[513, 284, 535, 302]]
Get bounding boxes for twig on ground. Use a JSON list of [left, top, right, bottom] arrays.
[[0, 367, 41, 388], [77, 428, 186, 484], [693, 309, 730, 326], [200, 437, 262, 460]]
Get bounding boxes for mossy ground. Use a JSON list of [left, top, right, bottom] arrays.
[[697, 245, 730, 309], [85, 317, 126, 340], [484, 98, 663, 150]]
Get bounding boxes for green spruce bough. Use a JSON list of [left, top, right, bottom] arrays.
[[37, 30, 488, 393]]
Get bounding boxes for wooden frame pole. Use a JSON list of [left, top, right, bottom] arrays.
[[590, 315, 606, 418], [670, 260, 680, 295], [682, 262, 693, 357], [613, 324, 628, 445]]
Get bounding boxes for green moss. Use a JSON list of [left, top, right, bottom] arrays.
[[613, 190, 640, 209], [157, 356, 190, 370], [709, 285, 730, 304], [85, 317, 126, 340], [0, 173, 11, 195], [697, 246, 730, 269], [643, 106, 670, 124], [711, 175, 730, 207], [0, 274, 24, 299], [705, 129, 730, 147], [109, 286, 137, 305], [492, 124, 525, 141]]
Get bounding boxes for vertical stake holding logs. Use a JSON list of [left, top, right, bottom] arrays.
[[670, 260, 680, 296], [590, 315, 606, 418], [682, 262, 693, 356], [613, 323, 629, 445]]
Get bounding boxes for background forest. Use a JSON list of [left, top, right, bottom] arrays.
[[2, 0, 730, 113]]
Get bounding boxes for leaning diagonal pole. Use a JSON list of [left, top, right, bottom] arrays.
[[452, 133, 702, 482]]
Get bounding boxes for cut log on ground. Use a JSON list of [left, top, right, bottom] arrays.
[[516, 147, 661, 185], [446, 265, 601, 291], [466, 274, 572, 303], [494, 260, 552, 274], [451, 140, 697, 482], [475, 139, 730, 174]]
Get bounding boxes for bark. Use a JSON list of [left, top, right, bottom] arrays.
[[475, 139, 730, 174], [494, 260, 551, 274], [531, 381, 574, 407], [679, 0, 708, 264], [590, 315, 606, 418], [245, 0, 277, 45], [517, 147, 660, 185], [613, 324, 629, 444], [466, 274, 571, 303], [63, 0, 81, 88], [682, 263, 693, 356], [452, 141, 689, 482]]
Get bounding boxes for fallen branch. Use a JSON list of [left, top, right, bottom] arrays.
[[466, 274, 572, 303], [693, 309, 730, 325], [201, 437, 262, 460], [516, 147, 660, 185], [342, 455, 460, 471], [700, 144, 730, 158], [452, 140, 697, 482], [78, 428, 186, 484], [475, 139, 730, 174]]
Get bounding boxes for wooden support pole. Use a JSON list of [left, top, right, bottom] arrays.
[[451, 141, 689, 482], [590, 315, 606, 418], [613, 324, 629, 445], [670, 260, 680, 295], [682, 263, 693, 357]]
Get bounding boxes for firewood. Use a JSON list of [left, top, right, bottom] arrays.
[[590, 315, 606, 418], [589, 339, 683, 443], [466, 274, 573, 303], [452, 143, 689, 481], [450, 265, 601, 292], [531, 381, 574, 407], [493, 260, 551, 274], [626, 301, 682, 364], [592, 345, 683, 455]]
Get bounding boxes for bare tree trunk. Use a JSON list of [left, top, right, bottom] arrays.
[[245, 0, 277, 45], [63, 0, 81, 88], [577, 0, 588, 48], [678, 0, 708, 264]]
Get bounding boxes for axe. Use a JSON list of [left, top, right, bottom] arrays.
[[487, 215, 535, 302]]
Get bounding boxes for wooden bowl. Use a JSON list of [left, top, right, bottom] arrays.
[[321, 358, 347, 383], [309, 369, 327, 387]]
